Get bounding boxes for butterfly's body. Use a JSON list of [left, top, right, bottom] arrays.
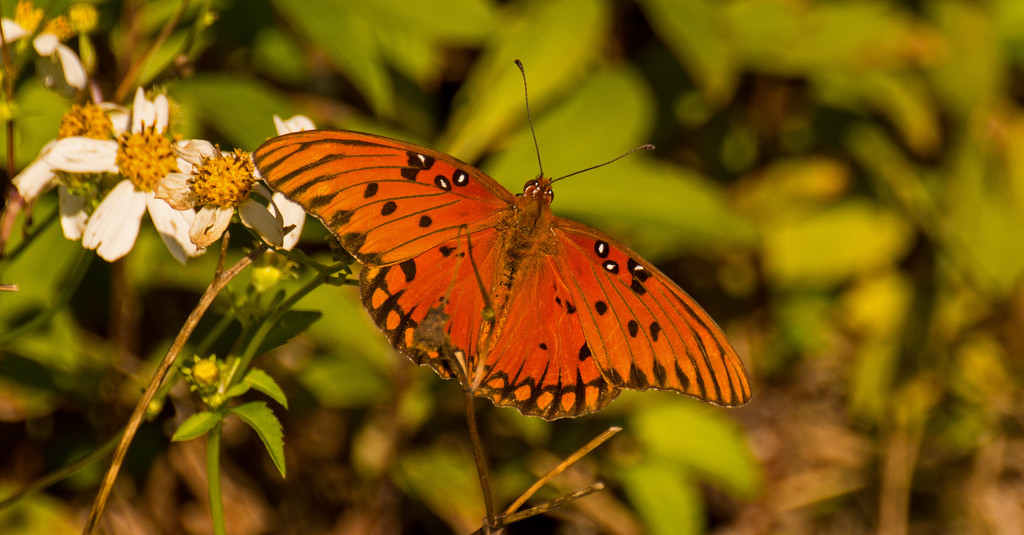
[[480, 179, 556, 351], [253, 130, 750, 419]]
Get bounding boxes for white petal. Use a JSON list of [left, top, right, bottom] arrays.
[[239, 199, 284, 247], [132, 87, 154, 132], [174, 139, 218, 164], [147, 194, 200, 263], [83, 180, 147, 261], [153, 94, 169, 133], [32, 33, 57, 55], [58, 186, 88, 240], [1, 19, 29, 42], [273, 114, 316, 134], [271, 192, 306, 250], [103, 104, 130, 135], [12, 140, 57, 200], [190, 206, 233, 248], [154, 172, 195, 210], [251, 182, 276, 205], [43, 137, 118, 173], [54, 43, 87, 90]]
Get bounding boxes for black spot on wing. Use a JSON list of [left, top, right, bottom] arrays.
[[594, 300, 608, 316], [401, 152, 435, 180], [627, 320, 639, 338], [627, 258, 650, 281], [418, 215, 432, 228], [653, 360, 668, 385], [630, 278, 647, 296], [381, 201, 397, 216], [399, 259, 417, 283], [578, 343, 592, 361], [363, 183, 379, 198], [329, 209, 353, 228], [650, 321, 661, 342]]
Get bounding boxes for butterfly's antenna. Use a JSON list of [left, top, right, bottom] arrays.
[[550, 143, 656, 184], [515, 59, 544, 177]]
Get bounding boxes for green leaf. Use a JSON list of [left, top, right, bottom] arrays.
[[394, 446, 483, 532], [440, 0, 612, 160], [298, 356, 389, 408], [761, 199, 914, 289], [255, 310, 322, 356], [724, 1, 930, 76], [815, 72, 939, 156], [926, 0, 1003, 119], [365, 0, 497, 85], [244, 368, 288, 409], [638, 0, 738, 105], [169, 75, 298, 150], [224, 383, 250, 400], [172, 411, 223, 442], [252, 26, 310, 85], [620, 461, 703, 535], [631, 397, 760, 498], [230, 401, 286, 477], [0, 489, 81, 534], [270, 0, 393, 117]]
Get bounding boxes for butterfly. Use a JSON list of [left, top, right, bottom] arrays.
[[252, 130, 751, 419]]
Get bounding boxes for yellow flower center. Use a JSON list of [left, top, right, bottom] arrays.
[[58, 103, 113, 140], [15, 1, 43, 34], [190, 148, 256, 208], [116, 127, 178, 192], [67, 4, 97, 34], [43, 16, 72, 41], [191, 358, 220, 388]]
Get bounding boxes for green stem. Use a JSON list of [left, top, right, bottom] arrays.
[[230, 261, 350, 384], [0, 248, 92, 347], [2, 206, 59, 264], [207, 421, 226, 535]]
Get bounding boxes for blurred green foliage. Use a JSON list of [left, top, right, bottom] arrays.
[[2, 0, 1024, 533]]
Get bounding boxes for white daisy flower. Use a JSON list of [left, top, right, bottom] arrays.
[[12, 100, 127, 239], [156, 140, 285, 249], [152, 115, 315, 251], [36, 87, 199, 263], [1, 2, 87, 93]]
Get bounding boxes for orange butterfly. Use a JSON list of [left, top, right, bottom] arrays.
[[252, 130, 751, 419]]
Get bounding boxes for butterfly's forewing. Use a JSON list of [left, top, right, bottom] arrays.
[[253, 130, 515, 266], [551, 218, 751, 407]]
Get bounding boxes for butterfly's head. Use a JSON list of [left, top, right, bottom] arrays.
[[522, 177, 554, 206]]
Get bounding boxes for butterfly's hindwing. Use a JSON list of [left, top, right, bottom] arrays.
[[476, 254, 620, 419], [551, 218, 751, 407], [359, 228, 503, 383]]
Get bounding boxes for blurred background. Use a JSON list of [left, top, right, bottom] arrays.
[[2, 0, 1024, 533]]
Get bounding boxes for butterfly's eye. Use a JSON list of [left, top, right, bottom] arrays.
[[522, 180, 554, 205]]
